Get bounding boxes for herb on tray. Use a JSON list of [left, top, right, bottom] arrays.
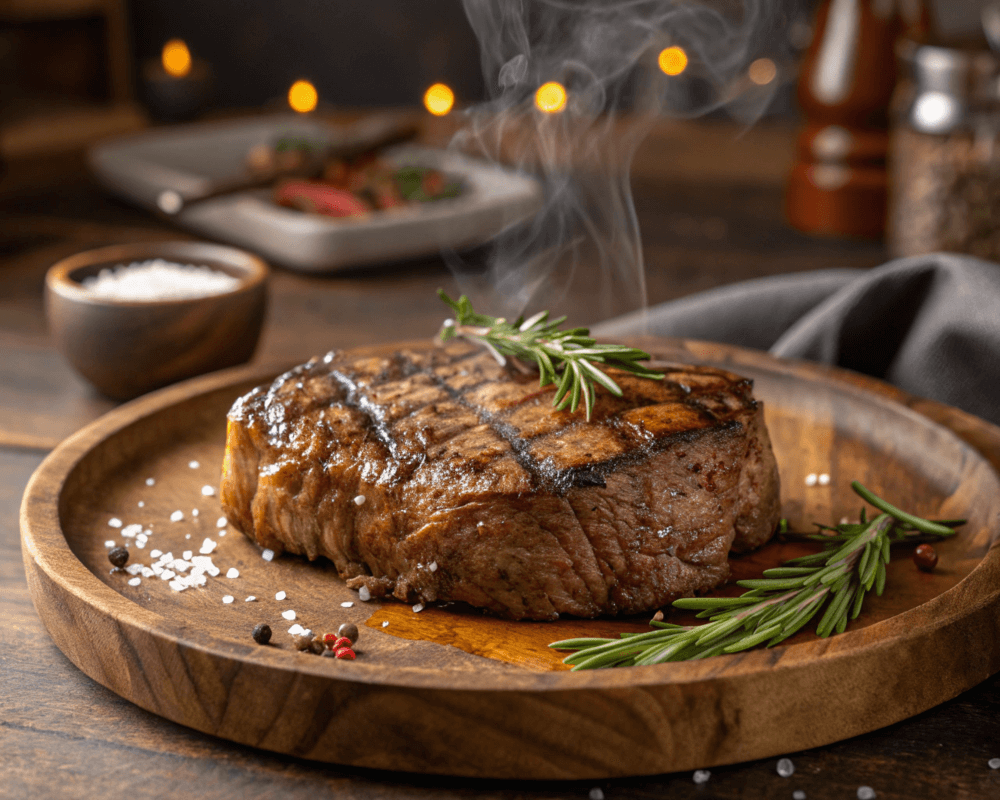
[[550, 481, 964, 669], [438, 290, 663, 420]]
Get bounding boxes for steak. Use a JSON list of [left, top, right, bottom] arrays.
[[220, 340, 781, 620]]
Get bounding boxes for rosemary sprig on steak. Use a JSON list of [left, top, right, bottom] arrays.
[[437, 290, 663, 420], [550, 482, 964, 669]]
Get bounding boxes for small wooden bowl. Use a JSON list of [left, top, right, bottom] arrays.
[[45, 241, 269, 400]]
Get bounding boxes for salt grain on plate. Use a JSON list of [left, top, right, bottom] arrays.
[[191, 508, 199, 517], [428, 561, 438, 572], [793, 792, 807, 800], [341, 601, 354, 608], [282, 610, 296, 620], [141, 567, 154, 578], [288, 624, 306, 636], [805, 473, 818, 487], [275, 591, 286, 601], [818, 473, 831, 486], [589, 789, 604, 800], [199, 538, 216, 554], [382, 621, 389, 628], [989, 757, 1000, 769], [82, 260, 241, 301], [183, 550, 193, 560], [137, 501, 145, 508], [108, 518, 123, 528], [226, 568, 239, 579], [125, 564, 143, 575], [185, 534, 191, 539], [146, 478, 155, 486], [150, 549, 162, 558], [170, 510, 184, 522], [121, 523, 142, 538], [692, 770, 711, 784], [857, 788, 877, 800], [189, 460, 200, 469], [104, 540, 116, 548], [358, 585, 371, 602], [776, 758, 795, 777], [159, 569, 175, 581], [412, 603, 425, 613], [262, 549, 275, 562], [216, 517, 227, 528], [354, 494, 366, 506], [128, 577, 141, 587], [222, 595, 235, 604], [245, 596, 256, 602], [135, 541, 145, 549], [202, 485, 215, 496]]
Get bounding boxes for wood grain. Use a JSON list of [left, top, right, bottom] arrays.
[[18, 338, 1000, 780]]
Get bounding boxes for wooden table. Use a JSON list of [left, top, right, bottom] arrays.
[[3, 118, 999, 799]]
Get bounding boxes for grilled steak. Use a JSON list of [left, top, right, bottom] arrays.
[[220, 340, 780, 620]]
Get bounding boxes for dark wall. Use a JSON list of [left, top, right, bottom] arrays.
[[129, 0, 486, 109]]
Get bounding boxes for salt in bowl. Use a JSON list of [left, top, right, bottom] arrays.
[[45, 241, 268, 400]]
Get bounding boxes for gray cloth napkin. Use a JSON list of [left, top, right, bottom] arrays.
[[591, 253, 1000, 426]]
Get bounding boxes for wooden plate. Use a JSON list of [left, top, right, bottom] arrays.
[[20, 339, 1000, 779]]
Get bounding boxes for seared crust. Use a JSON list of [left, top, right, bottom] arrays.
[[220, 341, 781, 619]]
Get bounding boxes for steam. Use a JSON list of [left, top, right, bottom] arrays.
[[447, 0, 780, 323]]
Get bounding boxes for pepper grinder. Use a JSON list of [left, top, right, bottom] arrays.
[[786, 0, 928, 238]]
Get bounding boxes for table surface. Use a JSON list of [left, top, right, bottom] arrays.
[[2, 116, 999, 800]]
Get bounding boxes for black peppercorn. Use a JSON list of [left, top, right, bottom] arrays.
[[337, 622, 359, 645], [108, 546, 129, 568], [251, 623, 272, 645]]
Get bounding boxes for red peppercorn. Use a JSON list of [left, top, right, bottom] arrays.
[[334, 647, 356, 659], [914, 544, 938, 572]]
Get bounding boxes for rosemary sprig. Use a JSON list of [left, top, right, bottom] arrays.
[[437, 290, 663, 420], [550, 481, 964, 669]]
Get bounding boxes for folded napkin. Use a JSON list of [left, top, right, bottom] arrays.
[[592, 254, 1000, 426]]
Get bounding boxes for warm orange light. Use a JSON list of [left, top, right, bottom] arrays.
[[535, 81, 567, 114], [423, 83, 455, 116], [288, 79, 318, 113], [748, 57, 777, 86], [161, 39, 191, 78], [658, 46, 688, 76]]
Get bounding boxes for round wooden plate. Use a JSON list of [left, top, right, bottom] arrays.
[[20, 339, 1000, 779]]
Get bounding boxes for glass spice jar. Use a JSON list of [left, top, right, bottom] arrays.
[[888, 40, 1000, 260]]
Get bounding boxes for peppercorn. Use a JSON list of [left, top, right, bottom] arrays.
[[334, 647, 356, 659], [309, 637, 326, 655], [337, 622, 359, 645], [108, 546, 129, 568], [251, 623, 272, 645], [292, 633, 314, 651], [914, 543, 938, 572]]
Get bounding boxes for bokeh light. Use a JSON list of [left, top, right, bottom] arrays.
[[423, 83, 455, 116], [288, 79, 318, 113], [658, 46, 688, 76], [161, 39, 191, 78], [748, 58, 777, 86], [535, 81, 567, 114]]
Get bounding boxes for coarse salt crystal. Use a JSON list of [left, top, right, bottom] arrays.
[[226, 568, 239, 579], [219, 529, 226, 536], [382, 620, 389, 628], [793, 792, 807, 800], [429, 561, 438, 572], [128, 577, 141, 587], [191, 508, 199, 517], [589, 790, 604, 800], [222, 595, 234, 604], [169, 580, 186, 592], [150, 549, 162, 558], [805, 473, 818, 487], [189, 460, 200, 469], [170, 559, 192, 572], [857, 788, 876, 800], [185, 534, 191, 539], [146, 478, 155, 486], [341, 601, 354, 608], [136, 535, 148, 545], [288, 624, 306, 636], [141, 567, 155, 578], [818, 472, 831, 486], [217, 516, 227, 528], [183, 550, 193, 560], [137, 501, 145, 508], [989, 757, 1000, 769], [159, 569, 175, 581], [122, 523, 142, 537], [275, 591, 286, 601], [693, 770, 710, 784], [262, 549, 275, 562], [245, 596, 256, 602], [358, 585, 371, 602], [776, 758, 795, 777], [199, 538, 216, 554], [104, 540, 116, 548], [170, 510, 184, 522], [323, 352, 334, 363], [135, 540, 146, 549], [202, 485, 215, 496], [125, 564, 143, 575], [354, 494, 366, 506], [108, 518, 123, 528], [82, 260, 241, 302], [282, 609, 296, 620], [412, 603, 425, 613]]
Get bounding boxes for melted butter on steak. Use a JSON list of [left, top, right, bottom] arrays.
[[220, 341, 781, 620]]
